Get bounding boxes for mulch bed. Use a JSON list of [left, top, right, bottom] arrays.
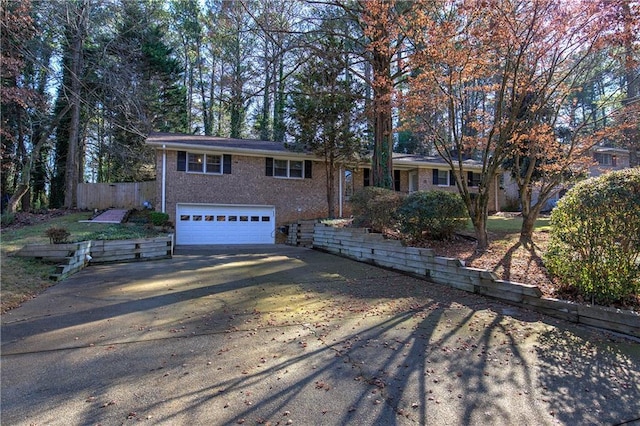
[[408, 231, 640, 313]]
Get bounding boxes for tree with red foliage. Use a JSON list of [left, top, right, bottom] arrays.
[[404, 0, 629, 248]]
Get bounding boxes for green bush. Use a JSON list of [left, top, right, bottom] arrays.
[[544, 168, 640, 305], [349, 186, 405, 232], [397, 190, 467, 241], [149, 211, 169, 226]]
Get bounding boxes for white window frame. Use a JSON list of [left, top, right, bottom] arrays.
[[436, 169, 450, 187], [187, 152, 223, 174], [273, 159, 305, 179]]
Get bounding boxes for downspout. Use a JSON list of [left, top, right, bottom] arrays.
[[494, 173, 499, 212], [339, 165, 343, 218], [162, 145, 167, 213]]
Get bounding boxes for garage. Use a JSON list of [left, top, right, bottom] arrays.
[[176, 204, 275, 245]]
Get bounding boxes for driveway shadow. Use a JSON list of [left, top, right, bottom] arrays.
[[2, 247, 639, 425]]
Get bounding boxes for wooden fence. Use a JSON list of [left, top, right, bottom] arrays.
[[77, 181, 156, 210]]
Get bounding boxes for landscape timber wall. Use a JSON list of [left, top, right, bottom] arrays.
[[16, 235, 174, 281], [313, 224, 640, 339], [285, 220, 317, 247]]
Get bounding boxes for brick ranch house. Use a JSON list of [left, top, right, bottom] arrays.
[[146, 132, 504, 245]]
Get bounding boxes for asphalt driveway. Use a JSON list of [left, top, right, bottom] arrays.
[[2, 245, 639, 425]]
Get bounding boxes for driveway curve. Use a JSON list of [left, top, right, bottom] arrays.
[[2, 245, 639, 425]]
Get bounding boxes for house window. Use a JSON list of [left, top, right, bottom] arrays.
[[186, 154, 221, 173], [433, 169, 450, 186], [345, 170, 354, 198], [266, 158, 311, 179], [179, 151, 231, 174], [289, 160, 303, 178], [206, 155, 222, 174], [467, 171, 482, 187], [274, 159, 289, 177], [594, 152, 616, 166], [363, 168, 371, 187], [188, 153, 204, 172]]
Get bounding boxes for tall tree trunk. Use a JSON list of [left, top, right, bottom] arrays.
[[273, 58, 285, 142], [63, 1, 87, 209], [371, 51, 393, 189], [6, 104, 72, 214], [622, 0, 639, 166], [519, 184, 535, 245], [471, 207, 488, 250]]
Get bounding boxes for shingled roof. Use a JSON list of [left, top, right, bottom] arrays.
[[146, 132, 483, 169]]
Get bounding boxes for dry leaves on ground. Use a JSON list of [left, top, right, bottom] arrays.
[[415, 231, 640, 312]]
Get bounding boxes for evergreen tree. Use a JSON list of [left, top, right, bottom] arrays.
[[288, 25, 365, 218]]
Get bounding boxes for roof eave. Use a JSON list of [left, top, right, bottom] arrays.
[[146, 140, 317, 160]]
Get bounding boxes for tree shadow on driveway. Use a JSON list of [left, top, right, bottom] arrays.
[[2, 247, 639, 425]]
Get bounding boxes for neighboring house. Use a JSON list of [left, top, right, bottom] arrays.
[[501, 145, 633, 212], [590, 146, 631, 177], [146, 132, 503, 245]]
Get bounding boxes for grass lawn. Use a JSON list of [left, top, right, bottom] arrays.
[[1, 211, 161, 313], [465, 215, 551, 234]]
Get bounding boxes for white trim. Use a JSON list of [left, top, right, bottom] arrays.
[[271, 159, 305, 179], [161, 145, 166, 213], [339, 165, 343, 218]]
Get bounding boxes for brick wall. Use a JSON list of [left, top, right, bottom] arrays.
[[158, 150, 332, 225], [346, 167, 501, 213]]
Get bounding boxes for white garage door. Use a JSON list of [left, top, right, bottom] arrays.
[[176, 204, 275, 245]]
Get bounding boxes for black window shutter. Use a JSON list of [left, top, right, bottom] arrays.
[[177, 151, 186, 171], [467, 171, 473, 186], [394, 170, 401, 191], [449, 170, 456, 186], [612, 156, 617, 166], [223, 154, 232, 174], [364, 168, 370, 187], [432, 169, 439, 185], [265, 157, 273, 176], [304, 160, 312, 179]]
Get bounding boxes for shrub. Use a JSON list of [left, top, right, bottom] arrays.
[[149, 211, 170, 227], [45, 227, 70, 244], [349, 186, 405, 232], [397, 190, 467, 241], [544, 168, 640, 305]]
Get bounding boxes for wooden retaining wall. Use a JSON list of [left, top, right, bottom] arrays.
[[16, 235, 173, 281], [285, 220, 317, 247], [313, 224, 640, 339], [90, 236, 173, 263], [77, 181, 156, 210]]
